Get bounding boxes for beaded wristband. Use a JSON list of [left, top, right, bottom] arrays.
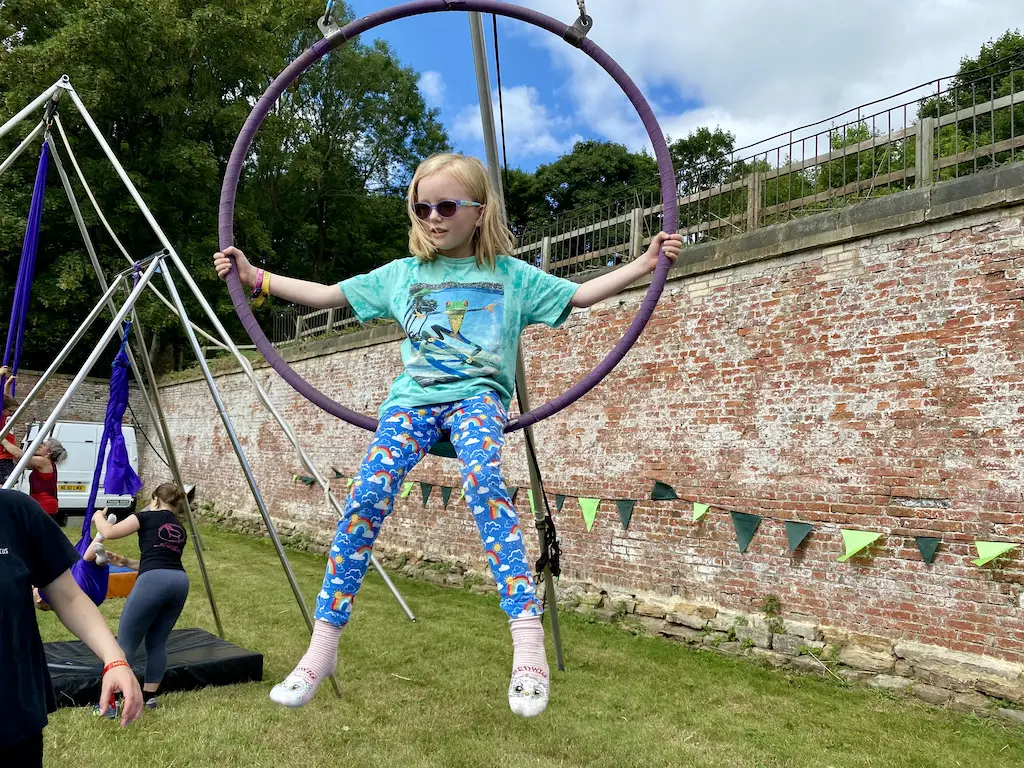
[[103, 659, 131, 676], [251, 268, 265, 299], [253, 271, 271, 308]]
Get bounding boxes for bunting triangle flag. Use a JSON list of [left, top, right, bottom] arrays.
[[616, 500, 635, 530], [440, 486, 452, 508], [651, 481, 678, 501], [460, 489, 465, 500], [915, 536, 941, 565], [972, 541, 1019, 567], [555, 494, 566, 511], [527, 489, 536, 514], [332, 467, 345, 479], [578, 498, 600, 531], [293, 475, 314, 487], [785, 521, 813, 554], [692, 502, 710, 522], [508, 486, 519, 504], [345, 478, 353, 487], [838, 530, 881, 562], [730, 512, 762, 553], [291, 474, 298, 485], [420, 482, 432, 506], [400, 481, 414, 499]]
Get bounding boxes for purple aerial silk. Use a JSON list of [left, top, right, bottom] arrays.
[[41, 330, 142, 607], [2, 140, 50, 398]]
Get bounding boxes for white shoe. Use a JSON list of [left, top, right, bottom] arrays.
[[94, 544, 107, 566], [508, 671, 549, 718], [269, 669, 322, 708]]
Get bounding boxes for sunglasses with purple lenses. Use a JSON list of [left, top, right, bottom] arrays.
[[412, 199, 482, 220]]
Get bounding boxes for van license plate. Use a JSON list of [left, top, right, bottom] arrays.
[[58, 484, 87, 492]]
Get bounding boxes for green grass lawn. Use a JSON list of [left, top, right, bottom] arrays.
[[39, 524, 1023, 768]]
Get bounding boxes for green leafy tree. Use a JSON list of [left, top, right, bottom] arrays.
[[0, 0, 448, 373]]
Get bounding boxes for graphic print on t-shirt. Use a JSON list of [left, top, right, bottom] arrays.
[[403, 281, 504, 386], [157, 522, 186, 553]]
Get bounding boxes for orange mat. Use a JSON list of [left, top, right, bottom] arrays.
[[107, 568, 138, 599]]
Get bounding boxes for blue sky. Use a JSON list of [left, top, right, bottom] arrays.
[[345, 0, 1023, 173]]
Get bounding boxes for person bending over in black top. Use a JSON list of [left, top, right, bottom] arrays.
[[94, 481, 190, 710], [0, 490, 142, 768]]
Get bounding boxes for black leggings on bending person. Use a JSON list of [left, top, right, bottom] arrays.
[[117, 569, 189, 686]]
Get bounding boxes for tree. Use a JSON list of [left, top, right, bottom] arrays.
[[530, 139, 657, 216], [668, 126, 736, 190], [917, 29, 1024, 180], [0, 0, 448, 373]]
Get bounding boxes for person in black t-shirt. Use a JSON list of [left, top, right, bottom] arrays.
[[0, 490, 143, 767], [93, 482, 190, 709]]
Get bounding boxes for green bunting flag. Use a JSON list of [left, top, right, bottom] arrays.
[[692, 502, 710, 522], [730, 512, 762, 553], [555, 494, 566, 511], [972, 541, 1019, 567], [527, 489, 537, 514], [420, 482, 432, 506], [460, 489, 465, 500], [651, 481, 678, 501], [915, 536, 941, 565], [345, 478, 353, 487], [616, 500, 635, 530], [509, 486, 519, 504], [400, 482, 414, 499], [332, 467, 345, 479], [579, 498, 600, 531], [440, 486, 452, 508], [838, 530, 881, 562], [292, 474, 315, 487], [785, 521, 814, 554]]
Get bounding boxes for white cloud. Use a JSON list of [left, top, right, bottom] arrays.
[[453, 84, 583, 158], [420, 70, 445, 107], [517, 0, 1021, 159]]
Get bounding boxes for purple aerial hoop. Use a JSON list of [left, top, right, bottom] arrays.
[[218, 0, 678, 434]]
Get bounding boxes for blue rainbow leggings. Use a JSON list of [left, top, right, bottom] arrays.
[[314, 392, 541, 627]]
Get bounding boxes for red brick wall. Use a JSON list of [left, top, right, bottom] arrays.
[[146, 204, 1024, 663], [6, 370, 152, 446]]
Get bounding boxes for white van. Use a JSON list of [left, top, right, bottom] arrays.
[[16, 420, 141, 516]]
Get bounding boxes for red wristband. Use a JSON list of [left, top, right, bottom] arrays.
[[103, 659, 131, 676]]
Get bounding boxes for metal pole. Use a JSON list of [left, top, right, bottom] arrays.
[[64, 80, 407, 669], [51, 112, 231, 355], [47, 143, 223, 632], [157, 263, 342, 697], [164, 252, 416, 622], [48, 136, 173, 457], [0, 273, 127, 445], [2, 257, 160, 489], [468, 12, 565, 671], [0, 78, 62, 140], [0, 120, 45, 179], [127, 299, 225, 638]]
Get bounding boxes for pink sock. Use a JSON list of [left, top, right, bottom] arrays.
[[269, 620, 341, 708], [508, 616, 549, 717]]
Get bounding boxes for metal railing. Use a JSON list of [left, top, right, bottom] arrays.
[[284, 65, 1024, 340], [513, 65, 1024, 278], [268, 303, 361, 346]]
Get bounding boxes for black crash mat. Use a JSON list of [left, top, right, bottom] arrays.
[[47, 628, 263, 708]]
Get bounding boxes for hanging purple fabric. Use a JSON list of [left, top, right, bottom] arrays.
[[43, 326, 143, 607], [101, 331, 143, 497], [2, 140, 50, 399]]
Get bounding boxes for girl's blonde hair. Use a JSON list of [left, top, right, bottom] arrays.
[[406, 153, 514, 268]]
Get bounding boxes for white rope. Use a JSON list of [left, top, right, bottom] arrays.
[[50, 115, 230, 352]]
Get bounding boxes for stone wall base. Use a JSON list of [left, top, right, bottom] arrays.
[[198, 503, 1024, 725]]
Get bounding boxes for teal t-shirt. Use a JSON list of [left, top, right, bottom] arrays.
[[340, 254, 579, 417]]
